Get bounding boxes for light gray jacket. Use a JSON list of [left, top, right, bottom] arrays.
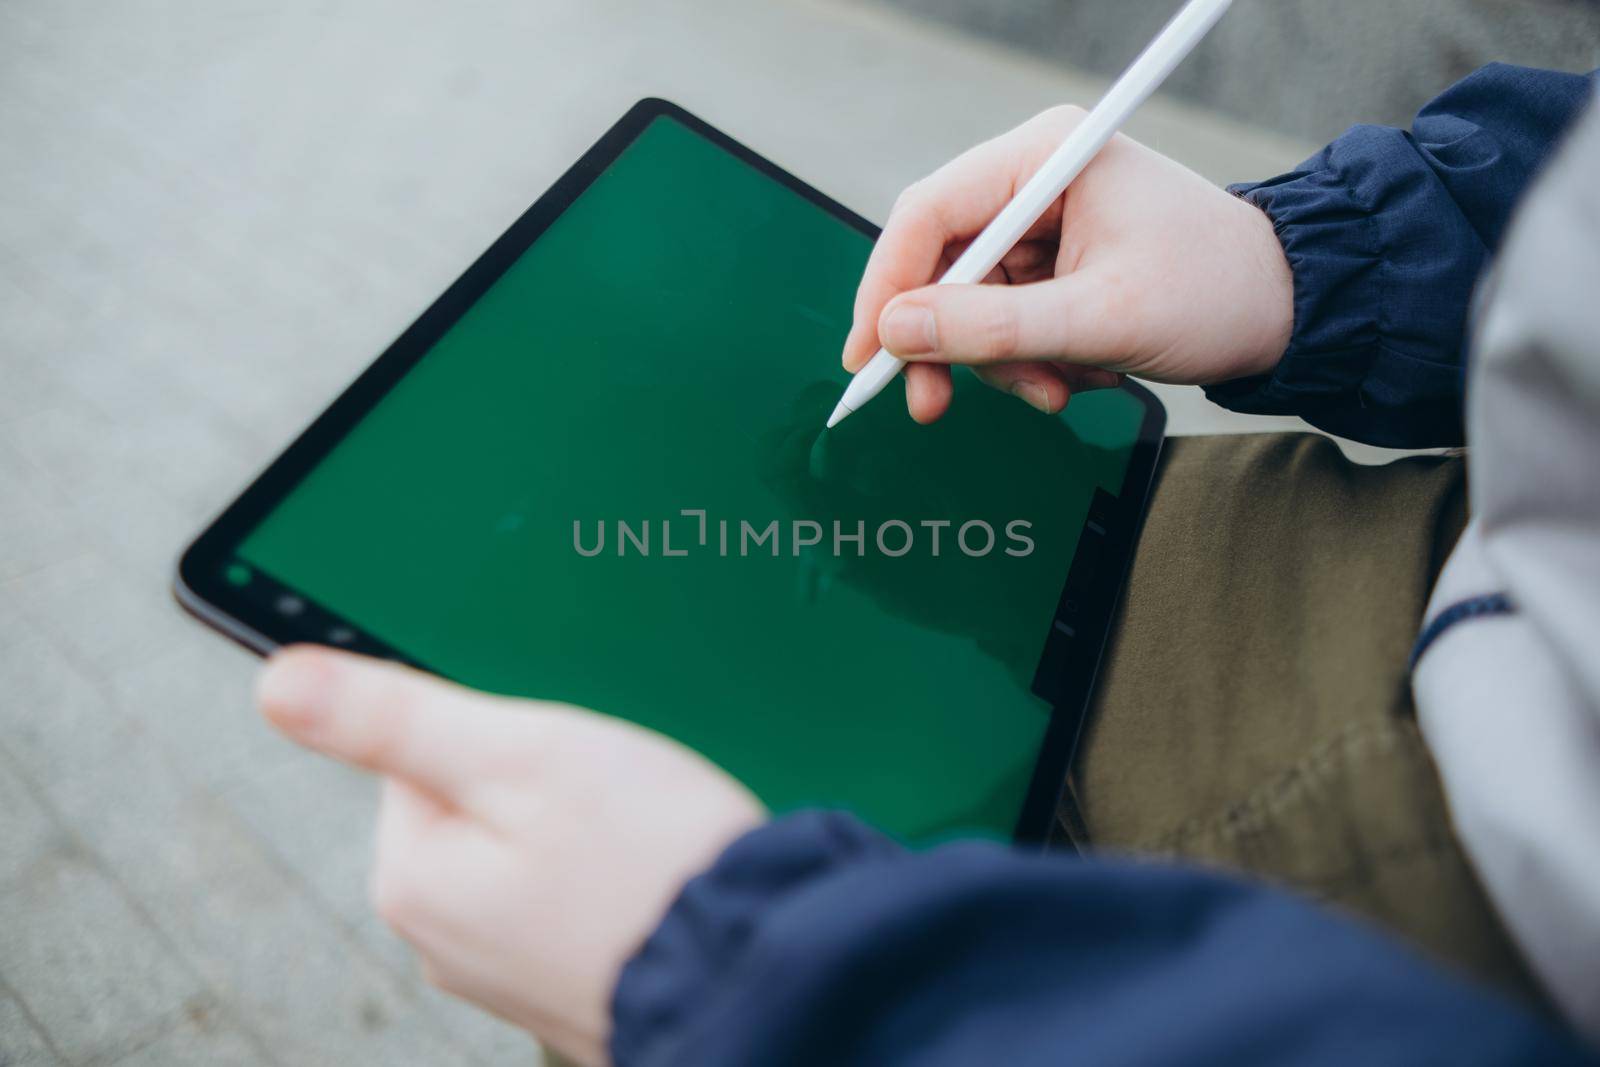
[[1415, 92, 1600, 1040]]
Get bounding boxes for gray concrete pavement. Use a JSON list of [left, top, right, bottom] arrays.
[[865, 0, 1600, 144], [1, 1, 1316, 1063]]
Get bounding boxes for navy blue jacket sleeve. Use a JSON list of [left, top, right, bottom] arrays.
[[1206, 64, 1595, 447], [611, 811, 1592, 1066]]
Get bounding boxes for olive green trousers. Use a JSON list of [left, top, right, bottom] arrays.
[[1059, 433, 1539, 1002]]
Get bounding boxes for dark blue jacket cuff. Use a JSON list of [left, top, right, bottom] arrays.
[[1206, 64, 1595, 448]]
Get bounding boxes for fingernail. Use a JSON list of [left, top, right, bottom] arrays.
[[880, 304, 937, 356], [257, 648, 335, 731], [1013, 382, 1054, 413], [1090, 370, 1122, 390]]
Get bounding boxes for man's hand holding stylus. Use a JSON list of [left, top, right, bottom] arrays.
[[844, 105, 1294, 423], [256, 647, 765, 1067]]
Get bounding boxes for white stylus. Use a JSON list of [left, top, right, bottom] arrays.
[[825, 0, 1235, 429]]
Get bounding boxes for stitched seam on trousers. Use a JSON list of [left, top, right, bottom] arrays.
[[1144, 717, 1412, 853]]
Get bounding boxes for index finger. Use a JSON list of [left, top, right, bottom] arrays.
[[843, 106, 1083, 371], [256, 645, 521, 806]]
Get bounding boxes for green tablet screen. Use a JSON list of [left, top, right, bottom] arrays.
[[234, 115, 1146, 841]]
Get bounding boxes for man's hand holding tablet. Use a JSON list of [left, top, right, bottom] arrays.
[[257, 646, 764, 1065]]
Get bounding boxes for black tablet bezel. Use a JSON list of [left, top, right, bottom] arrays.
[[175, 97, 1166, 846]]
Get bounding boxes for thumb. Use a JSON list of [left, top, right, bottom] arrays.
[[256, 645, 518, 806], [877, 276, 1118, 367]]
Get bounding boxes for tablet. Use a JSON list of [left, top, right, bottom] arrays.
[[176, 99, 1165, 845]]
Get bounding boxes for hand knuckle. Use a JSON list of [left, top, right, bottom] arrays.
[[890, 181, 923, 216], [967, 301, 1020, 360], [1031, 104, 1086, 137]]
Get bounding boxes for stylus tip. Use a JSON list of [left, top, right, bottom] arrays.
[[825, 400, 852, 429]]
